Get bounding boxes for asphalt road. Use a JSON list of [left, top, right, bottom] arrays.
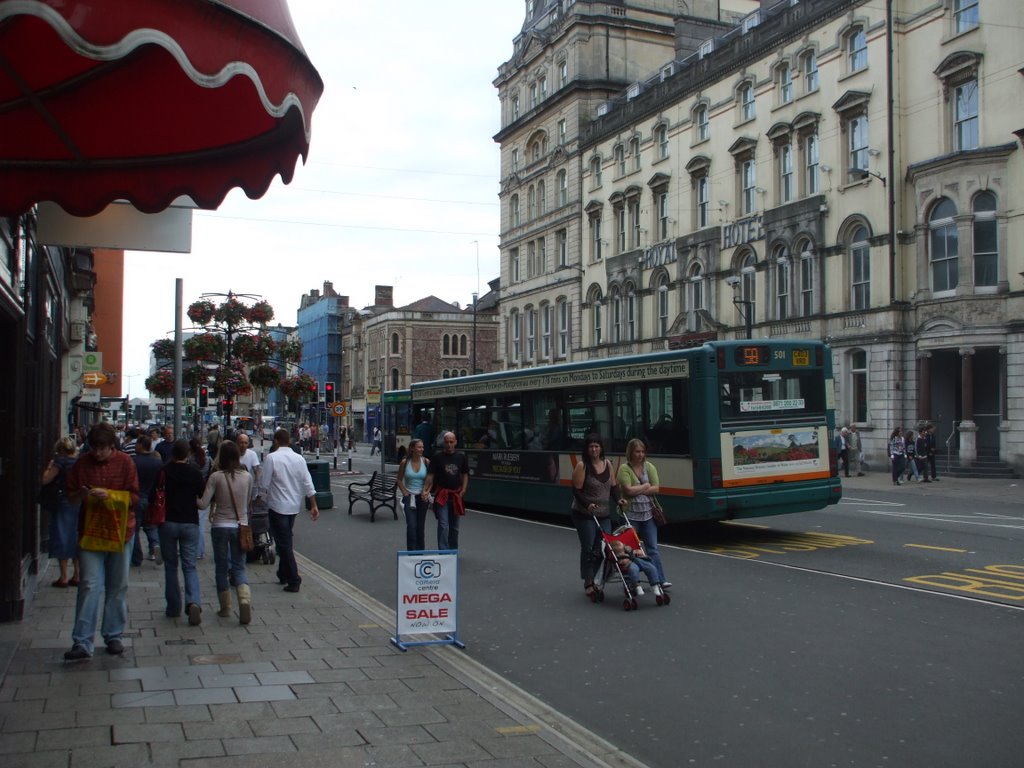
[[286, 451, 1024, 767]]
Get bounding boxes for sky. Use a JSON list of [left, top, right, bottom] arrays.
[[121, 1, 525, 397]]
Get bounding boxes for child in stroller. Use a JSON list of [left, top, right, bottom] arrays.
[[595, 523, 670, 610], [246, 496, 276, 565]]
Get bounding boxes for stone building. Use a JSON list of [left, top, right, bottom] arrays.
[[557, 0, 1023, 470]]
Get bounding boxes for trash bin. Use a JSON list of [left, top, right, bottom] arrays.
[[306, 459, 333, 510]]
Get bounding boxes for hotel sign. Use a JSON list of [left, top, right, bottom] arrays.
[[721, 214, 764, 249], [639, 240, 677, 270]]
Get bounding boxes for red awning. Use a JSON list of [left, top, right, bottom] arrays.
[[0, 0, 324, 217]]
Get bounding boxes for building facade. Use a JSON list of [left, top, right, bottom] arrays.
[[566, 0, 1022, 469]]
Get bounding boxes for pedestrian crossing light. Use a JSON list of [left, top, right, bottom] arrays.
[[199, 386, 208, 408], [325, 381, 335, 403]]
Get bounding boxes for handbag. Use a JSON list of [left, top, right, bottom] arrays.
[[651, 496, 668, 527], [148, 470, 167, 526], [79, 490, 132, 552], [226, 473, 254, 552]]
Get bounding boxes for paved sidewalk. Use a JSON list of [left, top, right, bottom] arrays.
[[836, 464, 1022, 503], [0, 549, 642, 768]]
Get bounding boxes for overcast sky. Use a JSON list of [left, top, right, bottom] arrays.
[[122, 1, 524, 396]]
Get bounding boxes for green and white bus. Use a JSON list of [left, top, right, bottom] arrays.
[[383, 340, 841, 523]]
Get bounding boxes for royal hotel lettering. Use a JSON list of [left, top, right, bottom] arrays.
[[721, 215, 764, 249]]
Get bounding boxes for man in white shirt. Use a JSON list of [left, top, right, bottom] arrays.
[[256, 429, 319, 592], [236, 433, 260, 492]]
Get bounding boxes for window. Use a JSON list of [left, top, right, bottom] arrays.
[[658, 192, 669, 240], [538, 180, 546, 215], [973, 192, 997, 287], [443, 334, 450, 356], [630, 136, 641, 171], [657, 281, 669, 336], [740, 252, 757, 326], [591, 156, 603, 187], [511, 247, 521, 282], [591, 213, 603, 261], [850, 225, 870, 309], [848, 27, 867, 73], [774, 248, 790, 320], [803, 51, 819, 93], [798, 244, 815, 316], [626, 291, 636, 341], [780, 143, 794, 203], [391, 332, 399, 354], [559, 59, 568, 88], [557, 169, 568, 206], [557, 229, 568, 267], [530, 82, 538, 108], [611, 289, 622, 343], [742, 159, 757, 214], [538, 237, 546, 275], [739, 82, 755, 122], [615, 145, 626, 176], [511, 309, 520, 361], [696, 175, 709, 229], [805, 133, 819, 194], [954, 79, 978, 151], [954, 0, 979, 33], [527, 309, 536, 360], [557, 299, 568, 357], [540, 75, 548, 101], [541, 303, 551, 359], [656, 124, 669, 159], [848, 115, 869, 177], [778, 64, 793, 104], [615, 205, 626, 253], [511, 95, 520, 121], [527, 240, 536, 277], [629, 198, 641, 248], [688, 263, 705, 330], [511, 194, 520, 227], [929, 197, 958, 292], [695, 104, 710, 142], [527, 186, 535, 219], [511, 148, 519, 172], [558, 119, 567, 145], [851, 350, 868, 422], [459, 334, 467, 356], [593, 296, 603, 346]]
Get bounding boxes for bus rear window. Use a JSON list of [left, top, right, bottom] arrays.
[[719, 370, 825, 422]]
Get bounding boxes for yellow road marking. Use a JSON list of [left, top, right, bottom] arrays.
[[904, 543, 967, 553], [496, 725, 542, 735]]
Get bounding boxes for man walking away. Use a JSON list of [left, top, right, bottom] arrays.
[[847, 425, 864, 476], [131, 434, 164, 566], [256, 429, 319, 592]]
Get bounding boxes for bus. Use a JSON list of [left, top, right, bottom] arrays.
[[386, 340, 841, 523]]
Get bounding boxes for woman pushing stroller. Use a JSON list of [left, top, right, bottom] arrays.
[[570, 433, 626, 600]]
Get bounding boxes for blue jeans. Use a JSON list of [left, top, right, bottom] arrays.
[[159, 522, 201, 616], [197, 507, 208, 558], [435, 497, 461, 550], [625, 557, 659, 587], [403, 495, 427, 551], [211, 526, 248, 592], [630, 517, 667, 584], [572, 513, 612, 583], [269, 511, 300, 586], [131, 500, 160, 565], [72, 535, 134, 654]]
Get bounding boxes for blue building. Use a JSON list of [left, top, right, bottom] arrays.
[[296, 281, 347, 430]]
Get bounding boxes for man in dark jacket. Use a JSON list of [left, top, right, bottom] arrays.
[[131, 434, 164, 566]]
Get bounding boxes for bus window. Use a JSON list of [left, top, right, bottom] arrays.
[[644, 382, 688, 455], [718, 370, 825, 423], [433, 401, 458, 449], [566, 387, 611, 451], [613, 387, 641, 453], [527, 393, 565, 450]]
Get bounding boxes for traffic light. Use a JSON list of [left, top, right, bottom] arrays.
[[199, 386, 208, 408], [221, 398, 233, 410], [325, 381, 335, 403]]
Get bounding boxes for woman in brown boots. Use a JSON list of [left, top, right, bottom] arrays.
[[199, 440, 253, 624]]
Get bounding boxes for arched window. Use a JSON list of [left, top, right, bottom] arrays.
[[738, 81, 755, 121], [591, 156, 603, 187], [459, 334, 467, 356], [797, 239, 815, 316], [443, 334, 451, 356], [390, 332, 399, 355], [610, 287, 623, 343], [972, 192, 997, 287], [511, 194, 520, 227], [592, 292, 604, 346], [510, 309, 521, 361], [557, 169, 568, 206], [850, 225, 870, 309], [693, 103, 710, 142], [624, 284, 637, 341], [929, 197, 958, 292], [655, 124, 669, 159], [740, 251, 757, 325], [777, 62, 793, 104], [538, 180, 546, 215], [615, 144, 626, 176], [773, 245, 790, 320], [657, 278, 670, 337], [527, 185, 536, 220], [688, 262, 705, 331], [442, 369, 450, 379], [630, 136, 641, 171], [802, 50, 819, 93]]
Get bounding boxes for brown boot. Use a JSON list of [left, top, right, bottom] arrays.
[[236, 584, 252, 625], [217, 591, 232, 618]]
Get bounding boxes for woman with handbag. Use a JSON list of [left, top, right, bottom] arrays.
[[617, 438, 670, 594], [40, 436, 80, 587], [199, 440, 254, 624], [570, 433, 625, 600]]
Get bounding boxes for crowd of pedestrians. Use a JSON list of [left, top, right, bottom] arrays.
[[38, 419, 320, 662]]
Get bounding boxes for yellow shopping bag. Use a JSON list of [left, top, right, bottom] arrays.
[[78, 489, 131, 552]]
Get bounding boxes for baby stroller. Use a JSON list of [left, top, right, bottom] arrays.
[[593, 518, 670, 610], [247, 497, 275, 565]]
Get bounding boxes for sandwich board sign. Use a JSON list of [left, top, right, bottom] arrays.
[[391, 549, 464, 651]]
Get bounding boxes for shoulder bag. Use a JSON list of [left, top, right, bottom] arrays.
[[226, 473, 254, 552], [148, 470, 167, 526]]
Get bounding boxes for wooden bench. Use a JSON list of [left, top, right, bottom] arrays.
[[347, 470, 398, 522]]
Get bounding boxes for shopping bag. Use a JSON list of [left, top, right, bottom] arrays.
[[147, 471, 166, 526], [79, 490, 131, 552]]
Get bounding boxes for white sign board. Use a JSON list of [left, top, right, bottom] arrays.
[[79, 388, 101, 403], [392, 551, 463, 650]]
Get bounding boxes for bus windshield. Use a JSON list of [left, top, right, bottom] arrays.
[[719, 369, 826, 424]]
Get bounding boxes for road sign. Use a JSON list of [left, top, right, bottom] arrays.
[[82, 372, 108, 386], [79, 388, 101, 403], [331, 401, 347, 417]]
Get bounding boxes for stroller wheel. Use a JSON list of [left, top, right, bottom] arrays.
[[631, 598, 638, 610], [663, 592, 671, 605], [622, 598, 632, 611], [655, 593, 665, 606]]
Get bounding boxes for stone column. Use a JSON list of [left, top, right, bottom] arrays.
[[917, 352, 931, 423], [958, 347, 976, 463]]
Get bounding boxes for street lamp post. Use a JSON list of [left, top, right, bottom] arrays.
[[726, 276, 753, 340], [471, 291, 478, 375]]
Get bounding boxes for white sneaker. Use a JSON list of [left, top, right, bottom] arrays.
[[634, 585, 644, 597], [661, 581, 672, 589], [653, 584, 664, 597]]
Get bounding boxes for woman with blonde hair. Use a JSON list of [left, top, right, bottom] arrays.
[[617, 438, 669, 595], [40, 436, 80, 587]]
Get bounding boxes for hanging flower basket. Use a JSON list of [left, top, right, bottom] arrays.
[[151, 338, 175, 360], [279, 373, 317, 401], [276, 338, 303, 364], [233, 332, 277, 364], [214, 362, 253, 397], [215, 297, 248, 327], [184, 333, 226, 361], [247, 300, 274, 325], [145, 369, 175, 398], [183, 364, 209, 390], [248, 364, 281, 392], [187, 300, 216, 325]]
